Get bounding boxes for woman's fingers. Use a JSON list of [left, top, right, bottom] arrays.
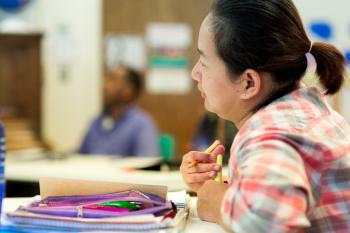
[[184, 151, 213, 164], [184, 145, 225, 164], [188, 162, 221, 173], [185, 171, 217, 184], [180, 143, 225, 192]]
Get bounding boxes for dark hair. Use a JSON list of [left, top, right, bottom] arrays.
[[105, 65, 143, 99], [210, 0, 346, 100], [123, 66, 143, 98]]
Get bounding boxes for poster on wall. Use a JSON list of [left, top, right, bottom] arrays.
[[145, 23, 192, 94], [105, 35, 146, 72]]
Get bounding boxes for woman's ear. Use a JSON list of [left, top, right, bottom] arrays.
[[239, 69, 262, 100]]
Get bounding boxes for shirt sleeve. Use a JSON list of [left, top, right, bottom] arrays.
[[133, 119, 159, 157], [221, 139, 312, 233]]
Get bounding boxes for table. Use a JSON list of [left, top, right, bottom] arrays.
[[184, 198, 227, 233], [5, 153, 187, 192], [1, 197, 226, 233]]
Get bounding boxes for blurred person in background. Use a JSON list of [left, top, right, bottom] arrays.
[[79, 65, 159, 157]]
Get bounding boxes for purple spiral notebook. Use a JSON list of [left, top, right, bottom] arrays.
[[5, 178, 188, 231]]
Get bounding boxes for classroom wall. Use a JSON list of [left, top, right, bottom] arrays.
[[0, 0, 103, 151], [39, 0, 102, 151]]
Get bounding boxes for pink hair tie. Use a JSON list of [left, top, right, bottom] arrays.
[[305, 42, 317, 74]]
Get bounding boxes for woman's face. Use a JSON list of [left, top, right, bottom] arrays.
[[192, 16, 242, 121]]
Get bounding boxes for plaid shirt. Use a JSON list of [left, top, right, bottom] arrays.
[[221, 87, 350, 233]]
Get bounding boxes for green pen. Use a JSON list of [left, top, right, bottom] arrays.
[[99, 201, 141, 210], [215, 154, 223, 182]]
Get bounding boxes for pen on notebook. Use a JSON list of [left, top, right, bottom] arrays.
[[99, 201, 141, 210], [188, 140, 220, 168], [215, 154, 223, 182]]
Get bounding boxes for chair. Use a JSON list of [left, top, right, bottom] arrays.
[[158, 133, 175, 162]]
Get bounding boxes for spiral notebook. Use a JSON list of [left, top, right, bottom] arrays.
[[5, 178, 189, 232]]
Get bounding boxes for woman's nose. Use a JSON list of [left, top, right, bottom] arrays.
[[191, 61, 202, 82]]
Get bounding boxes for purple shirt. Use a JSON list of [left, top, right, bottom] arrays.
[[79, 105, 159, 157]]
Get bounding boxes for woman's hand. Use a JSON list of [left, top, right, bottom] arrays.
[[180, 144, 225, 192], [197, 180, 228, 224]]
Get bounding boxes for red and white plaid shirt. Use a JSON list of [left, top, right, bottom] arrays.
[[221, 86, 350, 233]]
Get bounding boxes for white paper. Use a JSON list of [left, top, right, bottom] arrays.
[[146, 23, 191, 48], [146, 69, 192, 94], [145, 23, 192, 94], [105, 35, 146, 71]]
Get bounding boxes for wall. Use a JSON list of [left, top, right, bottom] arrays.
[[39, 0, 102, 150], [0, 0, 102, 151]]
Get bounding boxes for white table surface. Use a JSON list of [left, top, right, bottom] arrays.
[[185, 198, 226, 233], [5, 154, 188, 191], [1, 197, 226, 233]]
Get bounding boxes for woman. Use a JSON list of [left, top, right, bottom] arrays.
[[180, 0, 350, 232]]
